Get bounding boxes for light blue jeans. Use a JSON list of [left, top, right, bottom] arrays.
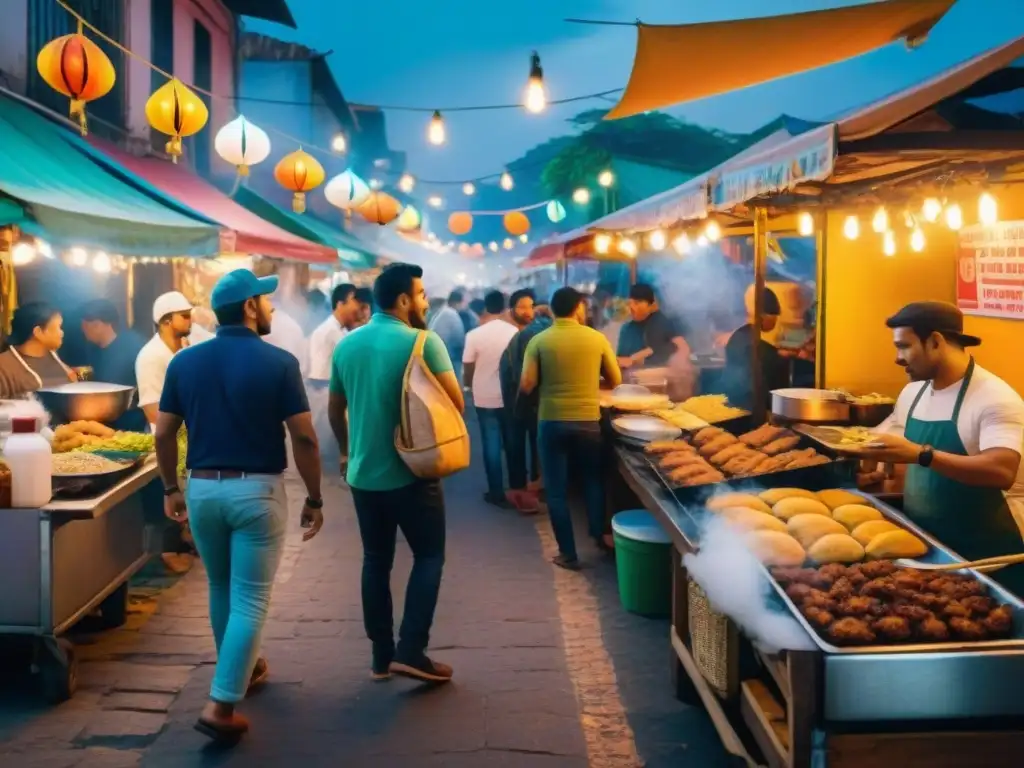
[[186, 475, 287, 703]]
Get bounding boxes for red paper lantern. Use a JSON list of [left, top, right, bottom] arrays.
[[448, 212, 473, 236]]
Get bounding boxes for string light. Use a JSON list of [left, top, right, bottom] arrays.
[[872, 207, 889, 233], [92, 251, 111, 273], [331, 133, 347, 153], [945, 203, 963, 230], [617, 237, 637, 257], [12, 242, 36, 266], [500, 171, 514, 191], [69, 247, 88, 266], [519, 234, 528, 243], [843, 215, 859, 240], [696, 234, 709, 247], [398, 174, 415, 193], [427, 195, 443, 208], [704, 220, 721, 242], [922, 197, 942, 222], [572, 188, 591, 205], [36, 239, 54, 259], [979, 191, 998, 226], [369, 178, 382, 190], [648, 229, 666, 251], [598, 170, 614, 188], [524, 52, 546, 114], [797, 212, 814, 236], [594, 233, 611, 254], [503, 238, 514, 250], [427, 110, 446, 146], [883, 231, 896, 257], [671, 233, 691, 255], [910, 227, 926, 252], [462, 182, 476, 196], [489, 241, 498, 252]]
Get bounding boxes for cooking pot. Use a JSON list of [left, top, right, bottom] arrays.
[[36, 382, 135, 424]]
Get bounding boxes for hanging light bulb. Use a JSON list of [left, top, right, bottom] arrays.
[[69, 247, 88, 266], [36, 239, 54, 259], [648, 230, 666, 251], [945, 203, 964, 230], [499, 171, 514, 191], [617, 237, 638, 257], [672, 233, 691, 255], [797, 212, 814, 236], [427, 195, 443, 208], [11, 242, 36, 266], [369, 178, 382, 190], [503, 238, 514, 250], [594, 233, 611, 254], [910, 227, 926, 252], [872, 207, 889, 233], [92, 251, 111, 273], [572, 187, 591, 205], [696, 234, 709, 247], [598, 170, 614, 188], [524, 51, 546, 114], [704, 220, 722, 242], [398, 174, 415, 193], [489, 241, 498, 252], [427, 110, 446, 146], [883, 231, 896, 257], [519, 234, 528, 243], [979, 191, 998, 226], [331, 133, 347, 153], [922, 197, 942, 222], [462, 182, 476, 196], [842, 215, 860, 240]]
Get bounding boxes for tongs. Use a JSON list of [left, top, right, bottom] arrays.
[[895, 552, 1024, 573]]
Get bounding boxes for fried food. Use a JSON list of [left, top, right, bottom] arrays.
[[761, 435, 802, 456], [983, 605, 1013, 635], [772, 497, 832, 521], [739, 424, 787, 448], [803, 606, 834, 630], [707, 493, 773, 515], [948, 617, 988, 641], [659, 451, 705, 469], [667, 463, 715, 484], [786, 582, 815, 602], [829, 576, 855, 600], [679, 469, 725, 486], [828, 617, 876, 645], [699, 434, 739, 458], [893, 602, 932, 622], [916, 617, 950, 641], [787, 453, 831, 469], [678, 395, 747, 423], [861, 577, 899, 600], [802, 588, 839, 612], [709, 442, 751, 465], [832, 504, 884, 531], [721, 452, 765, 476], [745, 530, 806, 567], [692, 426, 725, 445], [873, 615, 912, 641], [816, 489, 866, 510], [836, 596, 882, 617], [851, 520, 901, 547], [719, 508, 789, 534], [864, 530, 928, 560], [959, 595, 996, 616], [856, 560, 897, 579], [787, 514, 849, 549], [941, 601, 971, 619], [759, 487, 820, 505], [644, 440, 694, 455]]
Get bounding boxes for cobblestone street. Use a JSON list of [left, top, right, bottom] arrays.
[[0, 440, 728, 767]]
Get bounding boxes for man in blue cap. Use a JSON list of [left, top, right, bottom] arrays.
[[154, 269, 325, 743]]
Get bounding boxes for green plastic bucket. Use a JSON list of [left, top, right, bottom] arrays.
[[612, 510, 672, 618]]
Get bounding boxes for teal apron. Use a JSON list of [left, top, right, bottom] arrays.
[[903, 357, 1024, 597]]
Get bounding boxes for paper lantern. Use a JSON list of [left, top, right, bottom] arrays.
[[546, 200, 566, 223], [396, 205, 421, 232], [324, 170, 371, 212], [503, 211, 530, 237], [145, 78, 209, 162], [358, 192, 401, 226], [274, 149, 326, 214], [36, 31, 116, 135], [214, 115, 271, 176], [448, 212, 473, 236]]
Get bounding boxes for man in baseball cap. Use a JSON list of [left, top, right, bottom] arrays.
[[136, 291, 194, 428]]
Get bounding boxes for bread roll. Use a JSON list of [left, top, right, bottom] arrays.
[[772, 497, 832, 521], [706, 493, 772, 515], [816, 489, 866, 510], [759, 487, 820, 505], [745, 530, 806, 567], [719, 507, 788, 533], [850, 520, 901, 547], [787, 514, 848, 548], [808, 533, 865, 564], [832, 504, 884, 530], [864, 529, 928, 560]]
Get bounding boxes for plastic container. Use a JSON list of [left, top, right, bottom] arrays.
[[611, 509, 672, 618], [4, 417, 52, 508]]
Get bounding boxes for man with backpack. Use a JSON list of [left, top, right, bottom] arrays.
[[328, 263, 464, 684]]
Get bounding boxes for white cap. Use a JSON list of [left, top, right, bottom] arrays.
[[153, 291, 193, 324]]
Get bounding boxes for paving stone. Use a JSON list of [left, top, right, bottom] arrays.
[[101, 692, 175, 714], [76, 711, 167, 747], [486, 711, 590, 756], [75, 747, 144, 767]]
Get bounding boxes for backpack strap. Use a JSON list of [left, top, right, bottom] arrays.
[[412, 330, 428, 359]]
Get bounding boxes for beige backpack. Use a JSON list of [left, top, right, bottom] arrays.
[[394, 331, 471, 479]]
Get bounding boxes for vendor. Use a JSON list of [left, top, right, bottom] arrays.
[[859, 302, 1024, 596], [717, 286, 789, 410], [79, 299, 147, 431], [136, 291, 194, 428], [616, 283, 688, 370], [0, 302, 76, 398]]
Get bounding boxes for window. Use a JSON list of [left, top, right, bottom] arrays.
[[191, 21, 213, 177], [149, 0, 173, 153]]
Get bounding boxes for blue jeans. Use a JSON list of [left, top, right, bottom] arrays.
[[505, 407, 539, 491], [186, 475, 287, 703], [537, 420, 605, 560], [476, 406, 508, 498]]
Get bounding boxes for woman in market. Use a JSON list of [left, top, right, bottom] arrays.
[[857, 301, 1024, 596], [0, 302, 77, 398]]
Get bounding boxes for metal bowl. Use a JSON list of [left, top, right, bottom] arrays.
[[770, 388, 850, 424], [36, 382, 135, 424]]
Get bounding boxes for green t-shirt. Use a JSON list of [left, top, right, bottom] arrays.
[[330, 313, 453, 491]]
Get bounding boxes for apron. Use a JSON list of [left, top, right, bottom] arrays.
[[9, 347, 74, 389], [903, 357, 1024, 597]]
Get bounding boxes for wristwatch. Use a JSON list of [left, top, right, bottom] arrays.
[[163, 486, 180, 496], [918, 444, 934, 468], [305, 496, 324, 510]]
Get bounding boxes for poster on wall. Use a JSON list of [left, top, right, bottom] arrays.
[[956, 220, 1024, 320]]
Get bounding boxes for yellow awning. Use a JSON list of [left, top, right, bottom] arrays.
[[604, 0, 956, 120]]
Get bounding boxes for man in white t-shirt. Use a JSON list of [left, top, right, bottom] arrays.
[[859, 302, 1024, 597], [264, 303, 309, 379], [308, 284, 360, 384], [136, 291, 194, 428], [464, 290, 519, 508]]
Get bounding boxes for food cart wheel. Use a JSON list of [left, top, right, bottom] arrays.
[[37, 637, 78, 704], [97, 582, 129, 629]]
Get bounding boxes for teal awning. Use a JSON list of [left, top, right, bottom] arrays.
[[232, 185, 377, 270], [0, 95, 221, 257]]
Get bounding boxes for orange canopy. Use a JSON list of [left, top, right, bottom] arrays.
[[604, 0, 956, 120]]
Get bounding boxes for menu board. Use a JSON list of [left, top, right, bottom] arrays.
[[957, 221, 1024, 319]]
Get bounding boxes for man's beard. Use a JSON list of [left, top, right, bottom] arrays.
[[409, 310, 427, 330], [256, 317, 272, 336]]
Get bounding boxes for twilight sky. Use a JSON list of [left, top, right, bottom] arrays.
[[246, 0, 1024, 187]]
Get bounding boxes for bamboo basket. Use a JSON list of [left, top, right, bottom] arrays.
[[688, 577, 734, 696]]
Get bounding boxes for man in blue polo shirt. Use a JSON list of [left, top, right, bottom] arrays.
[[328, 263, 463, 684], [154, 269, 324, 743]]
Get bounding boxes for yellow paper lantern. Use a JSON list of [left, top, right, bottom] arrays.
[[448, 212, 473, 236], [36, 30, 116, 135], [145, 78, 209, 162], [396, 205, 421, 232], [503, 211, 530, 237], [358, 192, 401, 226], [274, 149, 326, 214]]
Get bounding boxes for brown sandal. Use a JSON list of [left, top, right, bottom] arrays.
[[194, 714, 249, 743], [246, 658, 269, 696]]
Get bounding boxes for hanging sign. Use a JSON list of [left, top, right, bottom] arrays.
[[956, 221, 1024, 320]]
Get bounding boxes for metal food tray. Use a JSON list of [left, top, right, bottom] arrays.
[[51, 453, 143, 499]]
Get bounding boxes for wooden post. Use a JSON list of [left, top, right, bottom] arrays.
[[814, 212, 828, 389], [751, 207, 769, 425]]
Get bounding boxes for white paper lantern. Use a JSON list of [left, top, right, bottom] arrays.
[[214, 115, 271, 176], [324, 170, 371, 211], [396, 205, 421, 232], [546, 200, 566, 223]]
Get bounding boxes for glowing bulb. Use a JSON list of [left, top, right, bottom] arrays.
[[500, 172, 514, 191], [572, 187, 591, 205], [369, 178, 382, 190], [35, 239, 53, 259], [945, 203, 963, 230], [489, 241, 498, 252], [797, 212, 814, 236], [331, 133, 347, 153], [872, 207, 889, 233], [462, 182, 475, 196], [843, 215, 859, 240], [922, 198, 942, 222], [92, 251, 111, 273], [70, 247, 88, 266], [594, 233, 611, 254], [883, 231, 896, 257], [503, 238, 514, 250], [910, 227, 926, 252], [11, 242, 35, 266], [617, 237, 637, 257], [696, 234, 709, 247], [979, 191, 998, 226], [648, 230, 666, 251], [704, 220, 721, 242], [598, 170, 614, 188], [428, 195, 443, 208], [524, 52, 546, 114], [398, 174, 415, 193], [427, 110, 446, 146], [519, 234, 528, 243], [671, 233, 691, 255]]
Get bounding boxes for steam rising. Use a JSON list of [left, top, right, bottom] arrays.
[[684, 513, 815, 653]]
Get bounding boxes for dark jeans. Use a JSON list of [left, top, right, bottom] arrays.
[[476, 406, 508, 498], [537, 420, 604, 560], [506, 408, 539, 490], [351, 481, 446, 660]]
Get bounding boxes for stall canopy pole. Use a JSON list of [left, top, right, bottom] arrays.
[[629, 257, 638, 286], [125, 261, 135, 329], [751, 208, 769, 426], [815, 212, 828, 389]]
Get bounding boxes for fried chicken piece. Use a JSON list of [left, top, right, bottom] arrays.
[[913, 592, 950, 611], [692, 427, 725, 446], [738, 424, 786, 448], [644, 440, 694, 455], [761, 435, 802, 456], [660, 451, 706, 469], [803, 606, 835, 630], [709, 442, 751, 466], [892, 570, 927, 589], [893, 602, 933, 622], [837, 596, 882, 617], [959, 595, 996, 616], [916, 616, 950, 642], [858, 561, 897, 579], [923, 577, 953, 594], [942, 601, 971, 619], [818, 563, 849, 580], [802, 589, 839, 613], [828, 617, 876, 645], [785, 583, 815, 602], [771, 567, 805, 586], [982, 605, 1014, 636], [829, 576, 854, 600], [844, 569, 868, 588], [949, 616, 988, 641], [949, 579, 986, 599], [861, 578, 899, 600], [873, 615, 912, 642]]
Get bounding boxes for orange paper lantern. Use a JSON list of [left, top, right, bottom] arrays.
[[274, 149, 326, 213], [146, 78, 209, 162], [36, 30, 116, 135], [503, 211, 530, 237], [358, 192, 401, 226], [448, 212, 473, 236]]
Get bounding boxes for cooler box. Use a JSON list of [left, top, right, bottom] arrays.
[[611, 509, 672, 618]]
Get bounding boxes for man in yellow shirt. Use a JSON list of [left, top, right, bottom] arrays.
[[520, 287, 622, 570]]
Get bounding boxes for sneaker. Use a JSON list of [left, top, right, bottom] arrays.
[[372, 646, 394, 681], [552, 554, 581, 571], [389, 654, 453, 683]]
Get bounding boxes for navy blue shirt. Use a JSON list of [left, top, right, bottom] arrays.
[[86, 330, 147, 432], [159, 326, 310, 474]]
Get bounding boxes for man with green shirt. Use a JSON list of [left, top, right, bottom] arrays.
[[328, 263, 464, 684], [520, 287, 622, 570]]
